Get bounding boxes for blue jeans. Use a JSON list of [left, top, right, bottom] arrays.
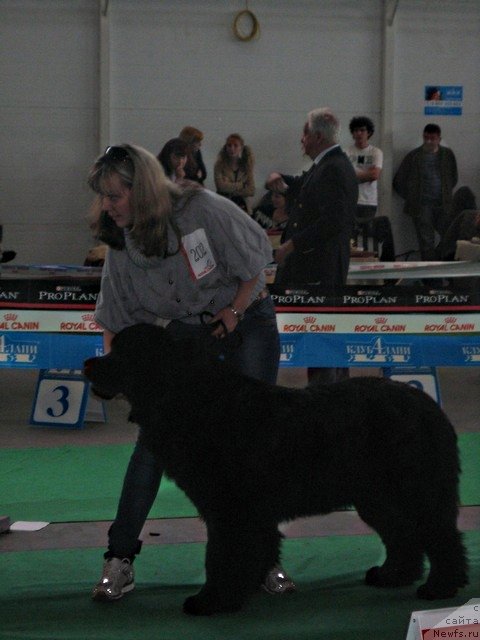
[[107, 296, 280, 558]]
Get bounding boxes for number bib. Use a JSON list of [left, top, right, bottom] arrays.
[[181, 228, 217, 280]]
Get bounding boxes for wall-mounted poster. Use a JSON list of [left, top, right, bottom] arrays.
[[424, 86, 463, 116]]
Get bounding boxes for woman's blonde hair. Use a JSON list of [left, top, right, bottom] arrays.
[[87, 144, 182, 256]]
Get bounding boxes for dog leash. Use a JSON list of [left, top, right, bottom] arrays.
[[199, 311, 243, 350]]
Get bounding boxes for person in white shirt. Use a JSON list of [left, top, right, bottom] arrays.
[[347, 116, 396, 259], [347, 116, 383, 223]]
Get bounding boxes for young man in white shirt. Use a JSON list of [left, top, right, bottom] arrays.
[[347, 116, 383, 223]]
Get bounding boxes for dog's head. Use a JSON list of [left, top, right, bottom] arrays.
[[84, 324, 179, 401]]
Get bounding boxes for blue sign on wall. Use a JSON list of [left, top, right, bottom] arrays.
[[424, 85, 463, 116]]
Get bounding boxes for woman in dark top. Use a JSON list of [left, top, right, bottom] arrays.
[[157, 138, 188, 183]]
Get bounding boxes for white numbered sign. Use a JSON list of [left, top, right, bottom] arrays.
[[384, 366, 441, 405], [30, 370, 106, 428]]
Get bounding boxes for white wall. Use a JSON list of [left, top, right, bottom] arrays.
[[1, 0, 98, 264], [108, 0, 383, 187], [0, 0, 479, 263]]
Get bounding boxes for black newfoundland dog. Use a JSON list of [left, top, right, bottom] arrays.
[[84, 323, 468, 615]]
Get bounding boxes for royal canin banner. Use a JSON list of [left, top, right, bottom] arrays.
[[1, 309, 478, 335], [276, 313, 479, 335], [270, 284, 480, 368], [0, 311, 102, 333], [1, 277, 480, 369]]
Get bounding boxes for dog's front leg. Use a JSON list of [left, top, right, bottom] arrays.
[[183, 518, 280, 615]]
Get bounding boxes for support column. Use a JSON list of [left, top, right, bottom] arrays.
[[99, 0, 110, 152], [378, 0, 399, 218]]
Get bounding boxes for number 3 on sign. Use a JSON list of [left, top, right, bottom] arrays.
[[31, 375, 89, 427], [46, 384, 70, 417]]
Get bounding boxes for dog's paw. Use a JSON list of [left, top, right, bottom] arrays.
[[183, 593, 242, 616], [183, 595, 214, 616], [365, 565, 421, 588], [417, 583, 458, 600], [365, 567, 380, 587], [365, 566, 384, 586]]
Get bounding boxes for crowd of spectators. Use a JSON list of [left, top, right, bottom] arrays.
[[149, 118, 471, 266]]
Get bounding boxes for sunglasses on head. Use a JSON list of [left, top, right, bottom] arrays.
[[102, 145, 132, 164]]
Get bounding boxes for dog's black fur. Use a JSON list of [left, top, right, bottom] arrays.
[[84, 323, 468, 615]]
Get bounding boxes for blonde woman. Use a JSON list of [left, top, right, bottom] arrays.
[[86, 143, 294, 602]]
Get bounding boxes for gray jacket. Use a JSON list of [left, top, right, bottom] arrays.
[[95, 190, 272, 333]]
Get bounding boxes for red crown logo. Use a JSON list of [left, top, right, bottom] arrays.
[[4, 313, 17, 321], [374, 317, 387, 324], [82, 313, 95, 321], [303, 316, 316, 323], [445, 317, 457, 324]]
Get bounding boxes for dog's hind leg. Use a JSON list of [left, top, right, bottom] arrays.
[[356, 503, 425, 588], [416, 520, 468, 600], [365, 539, 425, 588], [183, 518, 282, 615]]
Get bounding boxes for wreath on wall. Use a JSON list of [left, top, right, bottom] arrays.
[[232, 7, 260, 42]]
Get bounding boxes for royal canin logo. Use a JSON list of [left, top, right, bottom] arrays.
[[303, 316, 316, 323], [82, 313, 95, 321], [375, 317, 387, 324], [4, 313, 17, 321], [445, 317, 457, 324]]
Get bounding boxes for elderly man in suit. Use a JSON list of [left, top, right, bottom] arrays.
[[267, 107, 358, 383]]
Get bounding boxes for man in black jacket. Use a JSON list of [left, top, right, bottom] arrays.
[[267, 108, 358, 287], [393, 123, 458, 260], [267, 108, 358, 383]]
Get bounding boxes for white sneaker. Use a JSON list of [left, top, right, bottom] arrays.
[[92, 557, 135, 601]]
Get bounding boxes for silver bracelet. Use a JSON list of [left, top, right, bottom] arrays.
[[229, 304, 244, 321]]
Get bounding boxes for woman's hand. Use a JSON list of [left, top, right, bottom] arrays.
[[208, 275, 259, 338], [175, 165, 186, 180], [209, 306, 239, 338]]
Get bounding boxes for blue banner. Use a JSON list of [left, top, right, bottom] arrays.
[[0, 332, 103, 369], [280, 333, 480, 368], [2, 331, 479, 370]]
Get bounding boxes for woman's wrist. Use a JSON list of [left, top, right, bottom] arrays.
[[229, 304, 245, 321]]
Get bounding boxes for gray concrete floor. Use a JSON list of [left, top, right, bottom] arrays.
[[1, 366, 479, 552]]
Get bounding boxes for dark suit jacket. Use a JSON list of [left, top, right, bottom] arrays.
[[276, 146, 358, 287]]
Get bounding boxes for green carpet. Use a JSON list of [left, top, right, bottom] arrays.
[[1, 531, 479, 640], [1, 434, 478, 523], [0, 444, 195, 522]]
